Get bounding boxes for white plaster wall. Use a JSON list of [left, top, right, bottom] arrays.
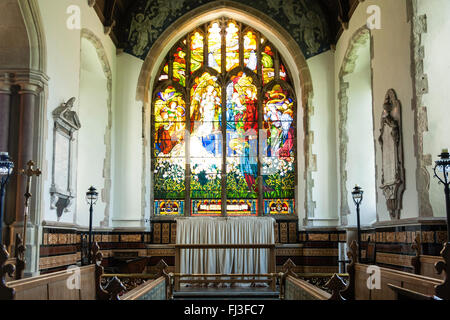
[[335, 0, 417, 223], [38, 0, 116, 226], [344, 43, 377, 226], [418, 0, 450, 218], [76, 39, 108, 227], [112, 52, 144, 228], [308, 50, 339, 226]]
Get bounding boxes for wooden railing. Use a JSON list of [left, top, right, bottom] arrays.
[[174, 243, 276, 291]]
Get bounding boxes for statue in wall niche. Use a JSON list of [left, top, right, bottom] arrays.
[[50, 97, 81, 220], [378, 89, 405, 220]]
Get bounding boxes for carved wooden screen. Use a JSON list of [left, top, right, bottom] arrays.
[[152, 18, 297, 217]]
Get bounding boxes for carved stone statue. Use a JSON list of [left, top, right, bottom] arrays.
[[378, 89, 405, 220]]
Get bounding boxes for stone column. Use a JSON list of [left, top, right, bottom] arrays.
[[4, 84, 40, 246], [0, 82, 12, 152], [15, 84, 39, 221]]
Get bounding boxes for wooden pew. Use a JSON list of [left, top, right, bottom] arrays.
[[280, 259, 347, 300], [120, 276, 167, 300], [104, 259, 171, 300], [345, 240, 450, 300], [7, 265, 96, 300], [0, 242, 124, 300], [387, 283, 441, 300]]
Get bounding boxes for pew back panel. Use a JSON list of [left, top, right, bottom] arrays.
[[420, 255, 445, 280], [7, 265, 95, 300], [121, 276, 166, 300], [285, 275, 331, 300], [355, 263, 441, 300]]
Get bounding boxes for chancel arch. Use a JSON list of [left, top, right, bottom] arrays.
[[136, 1, 315, 223], [338, 27, 377, 226]]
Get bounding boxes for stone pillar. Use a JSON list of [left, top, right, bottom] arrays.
[[4, 84, 40, 247], [15, 84, 39, 221], [0, 82, 12, 152]]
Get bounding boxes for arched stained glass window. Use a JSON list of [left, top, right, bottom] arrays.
[[152, 18, 296, 217]]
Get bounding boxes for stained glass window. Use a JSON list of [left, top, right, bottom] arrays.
[[153, 19, 296, 217], [190, 32, 204, 74], [244, 30, 257, 71], [173, 46, 186, 86], [262, 45, 275, 85], [208, 23, 222, 72]]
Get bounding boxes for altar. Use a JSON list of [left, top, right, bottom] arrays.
[[175, 217, 276, 276]]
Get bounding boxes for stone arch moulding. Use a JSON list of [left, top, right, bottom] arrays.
[[135, 0, 316, 225], [80, 28, 113, 227], [337, 26, 374, 226], [407, 0, 433, 217]]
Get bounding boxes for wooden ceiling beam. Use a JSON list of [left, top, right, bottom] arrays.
[[103, 0, 117, 36]]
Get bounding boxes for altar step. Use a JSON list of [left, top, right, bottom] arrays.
[[172, 287, 280, 300]]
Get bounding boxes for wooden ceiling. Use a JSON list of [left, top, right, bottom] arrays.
[[91, 0, 360, 51]]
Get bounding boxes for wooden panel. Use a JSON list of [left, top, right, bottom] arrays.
[[162, 223, 170, 244], [121, 277, 166, 300], [274, 223, 279, 243], [170, 223, 177, 244], [48, 278, 80, 300], [420, 255, 445, 280], [153, 223, 161, 244], [354, 264, 441, 300], [285, 275, 331, 300], [280, 223, 288, 243], [288, 222, 297, 243], [8, 265, 96, 300]]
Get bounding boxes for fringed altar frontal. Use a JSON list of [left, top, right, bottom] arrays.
[[176, 217, 275, 276]]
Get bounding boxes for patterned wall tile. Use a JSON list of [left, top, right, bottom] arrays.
[[48, 233, 58, 245], [421, 231, 435, 243], [153, 224, 161, 244], [436, 231, 447, 244], [307, 233, 329, 241], [288, 223, 297, 243], [162, 223, 170, 244], [280, 223, 288, 243], [274, 224, 279, 243], [170, 223, 177, 244], [396, 232, 406, 243], [121, 234, 142, 242]]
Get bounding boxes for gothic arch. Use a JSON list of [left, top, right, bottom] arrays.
[[80, 29, 113, 227], [136, 0, 316, 223], [337, 26, 374, 225]]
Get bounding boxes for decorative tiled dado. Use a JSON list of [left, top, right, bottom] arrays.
[[276, 248, 338, 257], [162, 223, 170, 244], [360, 223, 447, 271], [307, 234, 329, 241], [39, 254, 78, 270], [40, 227, 151, 273], [376, 252, 414, 268], [120, 234, 142, 242], [170, 223, 177, 243]]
